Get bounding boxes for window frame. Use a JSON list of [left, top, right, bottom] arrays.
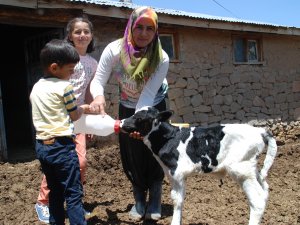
[[232, 34, 264, 65], [159, 29, 180, 62]]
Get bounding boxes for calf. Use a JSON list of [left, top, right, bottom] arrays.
[[121, 107, 277, 225]]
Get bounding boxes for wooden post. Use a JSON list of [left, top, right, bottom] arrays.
[[0, 82, 8, 161]]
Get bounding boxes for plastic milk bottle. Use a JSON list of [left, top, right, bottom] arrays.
[[74, 114, 121, 136]]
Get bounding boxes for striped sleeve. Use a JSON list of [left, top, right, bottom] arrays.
[[64, 84, 77, 112]]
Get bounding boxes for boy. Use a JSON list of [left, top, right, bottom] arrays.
[[30, 39, 89, 225]]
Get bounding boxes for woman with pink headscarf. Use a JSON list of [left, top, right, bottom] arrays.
[[90, 6, 169, 221]]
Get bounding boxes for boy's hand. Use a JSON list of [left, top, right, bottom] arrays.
[[79, 104, 90, 114]]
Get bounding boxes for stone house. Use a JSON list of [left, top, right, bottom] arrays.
[[0, 0, 299, 160]]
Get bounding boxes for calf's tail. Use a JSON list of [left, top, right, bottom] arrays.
[[260, 130, 277, 180]]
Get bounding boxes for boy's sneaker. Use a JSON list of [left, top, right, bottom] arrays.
[[35, 203, 50, 224], [84, 208, 91, 216]]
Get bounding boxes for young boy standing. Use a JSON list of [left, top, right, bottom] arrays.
[[30, 39, 89, 225]]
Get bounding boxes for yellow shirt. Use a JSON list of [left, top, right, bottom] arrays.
[[30, 77, 77, 140]]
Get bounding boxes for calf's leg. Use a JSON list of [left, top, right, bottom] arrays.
[[227, 161, 268, 225], [170, 177, 186, 225], [242, 177, 268, 225]]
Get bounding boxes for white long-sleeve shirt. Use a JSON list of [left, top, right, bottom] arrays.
[[90, 39, 169, 112]]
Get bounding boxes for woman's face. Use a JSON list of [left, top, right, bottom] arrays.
[[132, 17, 156, 48], [69, 21, 92, 55]]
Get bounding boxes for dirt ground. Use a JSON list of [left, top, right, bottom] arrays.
[[0, 139, 299, 225]]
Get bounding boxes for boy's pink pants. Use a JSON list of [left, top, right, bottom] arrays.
[[37, 133, 87, 205]]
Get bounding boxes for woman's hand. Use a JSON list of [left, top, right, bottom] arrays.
[[129, 131, 143, 140], [89, 95, 106, 115]]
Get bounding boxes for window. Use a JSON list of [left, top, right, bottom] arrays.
[[159, 32, 179, 61], [233, 35, 263, 63], [160, 34, 174, 59]]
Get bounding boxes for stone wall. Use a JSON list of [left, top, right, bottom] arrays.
[[91, 22, 300, 144]]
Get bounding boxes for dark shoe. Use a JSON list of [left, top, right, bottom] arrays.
[[145, 181, 162, 221]]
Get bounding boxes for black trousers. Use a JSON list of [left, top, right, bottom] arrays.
[[119, 99, 167, 190]]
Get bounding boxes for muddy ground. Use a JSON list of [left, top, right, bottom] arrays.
[[0, 139, 299, 225]]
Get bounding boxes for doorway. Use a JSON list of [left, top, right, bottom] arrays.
[[0, 24, 63, 161]]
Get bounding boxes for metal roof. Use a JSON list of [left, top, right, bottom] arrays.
[[67, 0, 295, 28], [67, 0, 137, 9], [154, 9, 282, 27]]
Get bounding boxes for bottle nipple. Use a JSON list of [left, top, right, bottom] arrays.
[[114, 120, 121, 134]]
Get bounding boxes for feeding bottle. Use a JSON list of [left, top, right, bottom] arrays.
[[73, 114, 121, 136]]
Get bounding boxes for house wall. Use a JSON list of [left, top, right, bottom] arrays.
[[0, 2, 299, 151], [92, 24, 300, 143]]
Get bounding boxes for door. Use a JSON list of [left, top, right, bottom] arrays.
[[24, 29, 64, 143], [0, 25, 65, 161], [25, 29, 64, 92], [0, 81, 8, 161]]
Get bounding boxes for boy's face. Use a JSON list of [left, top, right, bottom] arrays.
[[49, 63, 77, 80]]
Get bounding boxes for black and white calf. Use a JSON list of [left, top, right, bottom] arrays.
[[121, 107, 277, 225]]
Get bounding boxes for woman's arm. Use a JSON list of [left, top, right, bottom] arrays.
[[84, 74, 94, 104], [135, 50, 169, 111]]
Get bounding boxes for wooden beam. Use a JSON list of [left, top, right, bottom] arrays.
[[0, 7, 81, 27], [0, 0, 37, 8]]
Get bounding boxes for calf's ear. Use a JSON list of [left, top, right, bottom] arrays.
[[157, 110, 173, 122]]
